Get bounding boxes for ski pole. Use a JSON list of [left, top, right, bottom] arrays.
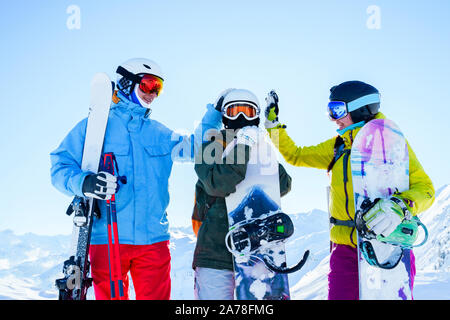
[[102, 152, 125, 300], [109, 192, 124, 299], [105, 197, 117, 299]]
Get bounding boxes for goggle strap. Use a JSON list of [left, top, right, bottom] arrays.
[[116, 66, 141, 84], [223, 113, 259, 121]]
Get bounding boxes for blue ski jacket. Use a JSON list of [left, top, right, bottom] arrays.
[[50, 91, 222, 245]]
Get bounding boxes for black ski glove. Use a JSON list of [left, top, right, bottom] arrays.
[[82, 171, 118, 200], [264, 90, 286, 129], [265, 90, 279, 120]]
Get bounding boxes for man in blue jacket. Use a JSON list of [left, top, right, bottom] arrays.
[[50, 58, 222, 299]]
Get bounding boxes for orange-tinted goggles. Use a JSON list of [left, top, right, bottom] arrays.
[[223, 103, 259, 120], [139, 74, 163, 96]]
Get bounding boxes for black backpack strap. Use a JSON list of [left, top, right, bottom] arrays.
[[327, 136, 345, 173]]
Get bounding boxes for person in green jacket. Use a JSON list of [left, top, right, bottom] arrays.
[[191, 88, 292, 300]]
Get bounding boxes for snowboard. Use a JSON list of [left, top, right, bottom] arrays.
[[55, 73, 112, 300], [351, 118, 413, 300], [224, 127, 290, 300]]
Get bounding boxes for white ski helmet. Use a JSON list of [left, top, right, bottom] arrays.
[[116, 58, 164, 96], [221, 89, 261, 129], [222, 89, 260, 114]]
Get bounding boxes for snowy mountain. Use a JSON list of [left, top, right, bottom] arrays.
[[291, 184, 450, 300], [412, 184, 450, 299], [0, 227, 196, 300], [0, 231, 70, 299], [0, 212, 326, 300], [0, 185, 449, 300]]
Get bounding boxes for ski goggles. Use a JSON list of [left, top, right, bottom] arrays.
[[327, 93, 381, 120], [327, 101, 348, 120], [139, 74, 163, 96], [222, 102, 260, 120]]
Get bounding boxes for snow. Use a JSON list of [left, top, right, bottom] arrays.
[[290, 184, 450, 300], [0, 259, 10, 270], [291, 255, 330, 300], [0, 185, 449, 300]]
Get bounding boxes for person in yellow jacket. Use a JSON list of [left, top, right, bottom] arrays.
[[264, 81, 435, 300]]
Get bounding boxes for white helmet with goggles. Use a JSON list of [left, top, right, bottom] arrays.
[[116, 58, 164, 109], [221, 89, 260, 121]]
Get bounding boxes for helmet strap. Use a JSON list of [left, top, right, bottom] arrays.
[[116, 66, 142, 96], [116, 66, 141, 83]]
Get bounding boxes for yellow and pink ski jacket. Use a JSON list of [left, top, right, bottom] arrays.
[[268, 112, 435, 247]]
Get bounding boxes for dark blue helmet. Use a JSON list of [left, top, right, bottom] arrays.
[[329, 81, 380, 123]]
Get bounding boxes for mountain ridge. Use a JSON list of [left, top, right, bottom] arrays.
[[0, 184, 449, 300]]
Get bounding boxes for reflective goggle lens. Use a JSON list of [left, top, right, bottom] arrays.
[[139, 74, 163, 96], [327, 101, 348, 120], [225, 104, 258, 119]]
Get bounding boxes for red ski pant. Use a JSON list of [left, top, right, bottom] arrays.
[[89, 240, 171, 300]]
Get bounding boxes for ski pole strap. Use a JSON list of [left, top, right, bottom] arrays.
[[330, 217, 356, 228]]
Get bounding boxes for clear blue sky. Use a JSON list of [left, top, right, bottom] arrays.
[[0, 0, 449, 235]]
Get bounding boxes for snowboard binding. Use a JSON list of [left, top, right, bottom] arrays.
[[355, 197, 428, 269], [225, 212, 310, 274], [226, 212, 294, 254]]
